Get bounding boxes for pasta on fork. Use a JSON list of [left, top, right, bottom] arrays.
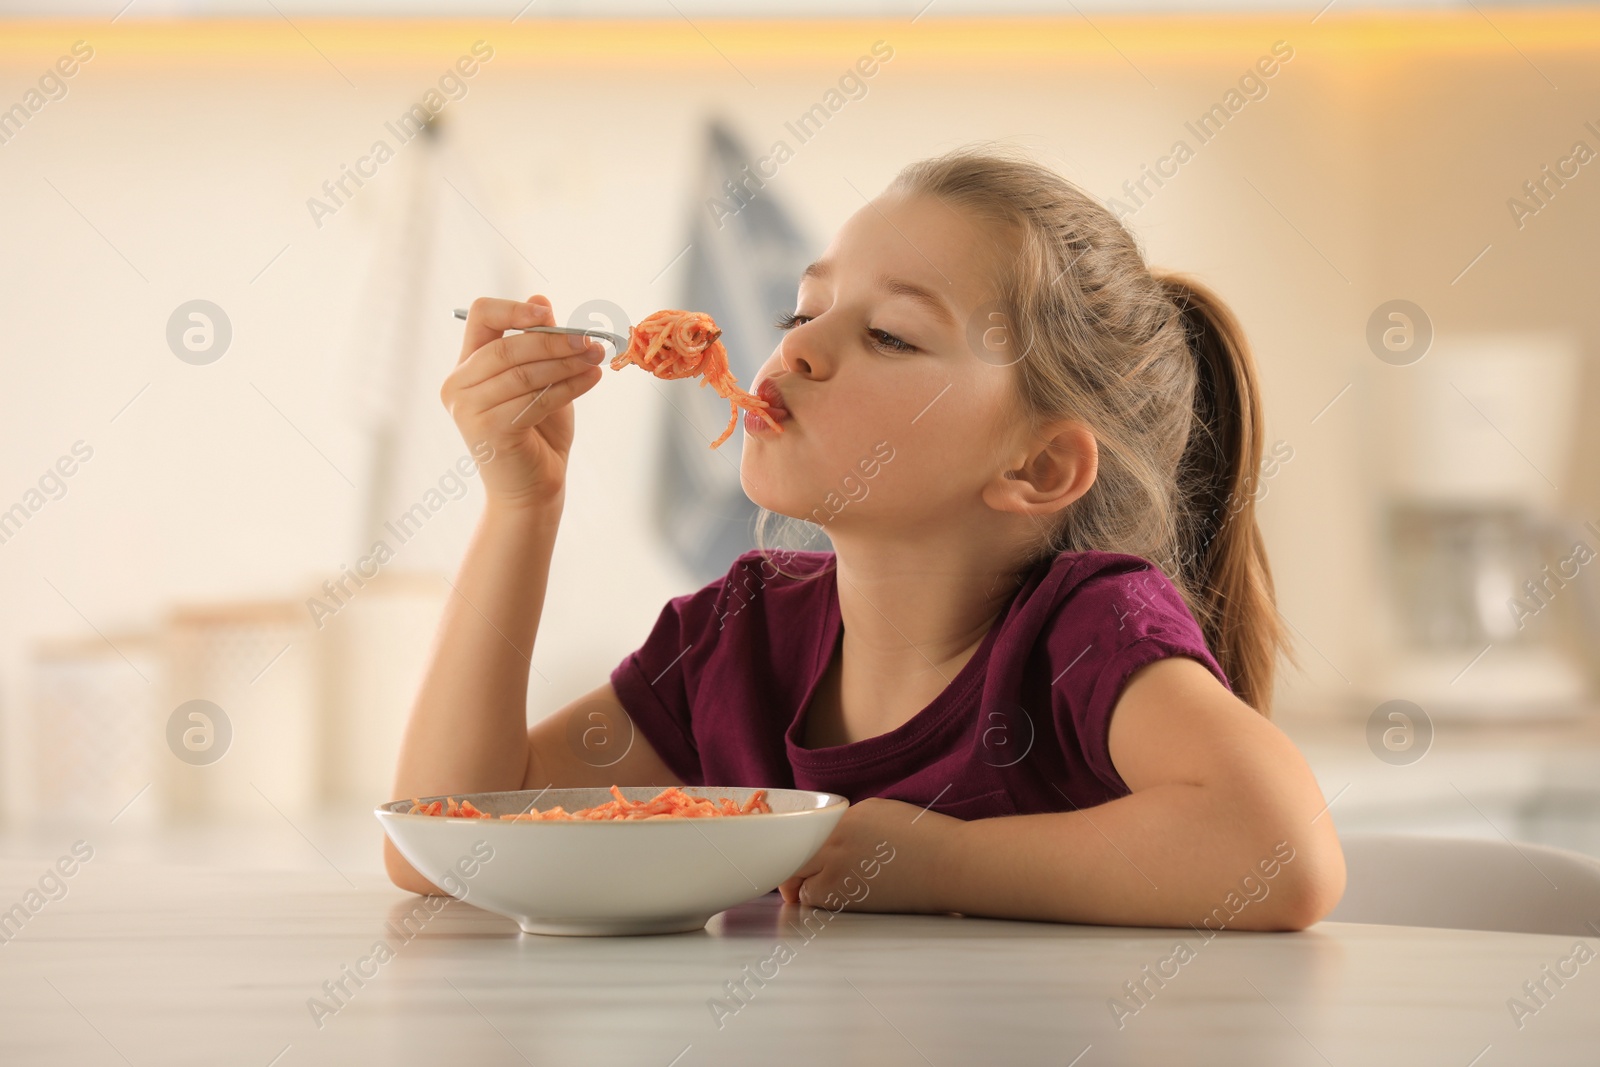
[[610, 310, 783, 448]]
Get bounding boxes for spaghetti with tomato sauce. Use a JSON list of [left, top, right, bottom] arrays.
[[406, 785, 772, 821], [610, 310, 783, 448]]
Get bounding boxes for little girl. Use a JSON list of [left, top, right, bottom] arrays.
[[387, 145, 1345, 931]]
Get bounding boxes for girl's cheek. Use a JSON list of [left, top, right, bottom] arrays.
[[840, 384, 919, 436]]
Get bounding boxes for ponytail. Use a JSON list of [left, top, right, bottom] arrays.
[[1154, 270, 1294, 715]]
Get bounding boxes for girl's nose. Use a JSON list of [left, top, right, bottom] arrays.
[[779, 322, 833, 380], [781, 347, 813, 376]]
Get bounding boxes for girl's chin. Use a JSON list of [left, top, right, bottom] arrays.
[[736, 478, 813, 522]]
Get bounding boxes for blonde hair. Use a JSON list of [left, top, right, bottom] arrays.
[[755, 144, 1294, 714]]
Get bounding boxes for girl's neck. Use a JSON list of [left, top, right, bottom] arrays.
[[828, 533, 1029, 694]]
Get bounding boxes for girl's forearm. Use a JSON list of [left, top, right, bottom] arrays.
[[390, 497, 564, 801], [935, 784, 1339, 931]]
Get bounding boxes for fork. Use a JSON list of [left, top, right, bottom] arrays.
[[452, 307, 631, 351]]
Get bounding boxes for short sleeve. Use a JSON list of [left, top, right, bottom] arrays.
[[1047, 561, 1229, 796], [607, 556, 750, 786]]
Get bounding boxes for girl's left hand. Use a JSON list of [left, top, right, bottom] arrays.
[[777, 796, 964, 915]]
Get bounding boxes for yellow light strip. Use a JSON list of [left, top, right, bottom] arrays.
[[0, 11, 1597, 65]]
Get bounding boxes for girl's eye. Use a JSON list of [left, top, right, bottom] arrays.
[[868, 328, 915, 354], [773, 311, 917, 354]]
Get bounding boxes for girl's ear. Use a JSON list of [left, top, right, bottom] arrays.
[[982, 420, 1097, 517]]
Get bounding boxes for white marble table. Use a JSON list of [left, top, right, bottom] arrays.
[[2, 856, 1596, 1066]]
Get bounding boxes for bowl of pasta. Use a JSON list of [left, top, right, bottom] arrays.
[[376, 785, 848, 936]]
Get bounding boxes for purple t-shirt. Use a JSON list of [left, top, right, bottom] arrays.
[[608, 549, 1229, 819]]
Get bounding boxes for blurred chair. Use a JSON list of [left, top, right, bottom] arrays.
[[1328, 834, 1600, 936]]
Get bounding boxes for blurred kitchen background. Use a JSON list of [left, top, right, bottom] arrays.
[[0, 0, 1596, 878]]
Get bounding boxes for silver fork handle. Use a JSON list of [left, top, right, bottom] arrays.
[[452, 308, 630, 351]]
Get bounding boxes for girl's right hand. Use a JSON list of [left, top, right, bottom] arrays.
[[442, 295, 606, 510]]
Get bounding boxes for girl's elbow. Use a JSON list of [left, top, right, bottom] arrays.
[[1263, 834, 1347, 931], [1215, 803, 1347, 931]]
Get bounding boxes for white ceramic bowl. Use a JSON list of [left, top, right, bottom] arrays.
[[376, 786, 848, 936]]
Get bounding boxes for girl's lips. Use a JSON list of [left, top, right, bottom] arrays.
[[755, 378, 790, 421]]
